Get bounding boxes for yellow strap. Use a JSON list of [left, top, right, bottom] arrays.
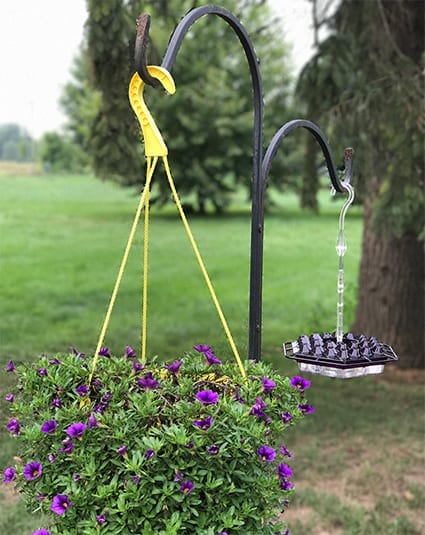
[[141, 157, 152, 363], [89, 156, 159, 382], [162, 156, 247, 380]]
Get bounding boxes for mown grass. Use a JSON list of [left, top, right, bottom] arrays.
[[1, 173, 423, 534]]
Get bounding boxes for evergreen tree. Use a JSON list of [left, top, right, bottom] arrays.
[[76, 0, 294, 212]]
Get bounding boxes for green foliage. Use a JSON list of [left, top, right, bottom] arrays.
[[76, 0, 295, 212], [297, 0, 424, 238], [3, 349, 310, 533], [38, 132, 85, 173], [0, 123, 34, 162]]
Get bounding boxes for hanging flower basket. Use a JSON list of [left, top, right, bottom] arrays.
[[3, 346, 313, 534]]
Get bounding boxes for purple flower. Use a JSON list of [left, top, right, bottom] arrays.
[[249, 397, 268, 418], [98, 346, 110, 357], [145, 448, 155, 460], [76, 384, 89, 396], [280, 479, 294, 491], [72, 473, 81, 481], [174, 471, 184, 482], [257, 445, 276, 462], [193, 416, 213, 430], [58, 437, 74, 454], [233, 388, 245, 404], [132, 361, 144, 372], [23, 461, 43, 481], [193, 344, 212, 354], [277, 463, 293, 479], [262, 377, 276, 392], [180, 480, 194, 494], [207, 444, 220, 455], [51, 494, 72, 515], [3, 467, 16, 483], [185, 440, 194, 449], [41, 420, 57, 434], [48, 358, 62, 365], [88, 413, 99, 428], [279, 445, 294, 458], [125, 345, 136, 358], [290, 376, 311, 391], [32, 530, 51, 535], [65, 422, 87, 439], [96, 514, 107, 525], [36, 493, 46, 501], [205, 350, 222, 366], [117, 445, 127, 456], [51, 398, 62, 408], [138, 372, 160, 390], [6, 360, 15, 372], [7, 418, 20, 435], [166, 360, 183, 373], [5, 393, 14, 403], [48, 454, 56, 463], [298, 403, 315, 415], [281, 411, 293, 424], [37, 367, 48, 376], [196, 390, 219, 405], [132, 475, 141, 485]]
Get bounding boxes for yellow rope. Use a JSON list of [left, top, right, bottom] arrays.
[[141, 157, 152, 363], [89, 156, 159, 382], [162, 156, 247, 380]]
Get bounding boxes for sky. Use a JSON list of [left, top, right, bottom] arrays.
[[0, 0, 314, 139]]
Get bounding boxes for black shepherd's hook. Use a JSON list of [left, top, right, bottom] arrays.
[[134, 6, 352, 362], [135, 14, 160, 88]]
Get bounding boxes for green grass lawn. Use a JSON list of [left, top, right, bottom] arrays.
[[0, 173, 423, 534]]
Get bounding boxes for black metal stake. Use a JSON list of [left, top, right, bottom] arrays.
[[134, 6, 397, 373]]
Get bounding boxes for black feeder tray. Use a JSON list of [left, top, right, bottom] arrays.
[[283, 332, 399, 378]]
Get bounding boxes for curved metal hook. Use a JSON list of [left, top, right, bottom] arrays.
[[262, 119, 349, 194], [135, 14, 161, 88]]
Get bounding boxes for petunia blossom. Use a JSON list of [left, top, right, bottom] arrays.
[[207, 444, 220, 455], [277, 463, 293, 479], [51, 398, 62, 408], [117, 445, 127, 456], [125, 345, 136, 358], [98, 347, 110, 357], [65, 422, 87, 439], [290, 376, 311, 391], [5, 393, 14, 403], [298, 403, 315, 415], [32, 530, 52, 535], [3, 467, 16, 483], [279, 445, 294, 458], [166, 360, 183, 374], [279, 479, 294, 491], [88, 413, 99, 428], [179, 480, 194, 494], [193, 416, 213, 430], [281, 411, 293, 424], [145, 448, 155, 460], [6, 360, 15, 372], [76, 384, 89, 396], [51, 494, 72, 515], [138, 372, 160, 390], [257, 445, 276, 462], [262, 377, 276, 392], [132, 361, 144, 372], [58, 437, 74, 454], [96, 514, 107, 525], [193, 344, 212, 354], [23, 461, 43, 481], [41, 420, 57, 434], [205, 350, 222, 366], [196, 390, 219, 405], [37, 367, 48, 376], [7, 418, 20, 435]]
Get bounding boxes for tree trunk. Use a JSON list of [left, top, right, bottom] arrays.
[[352, 186, 424, 369]]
